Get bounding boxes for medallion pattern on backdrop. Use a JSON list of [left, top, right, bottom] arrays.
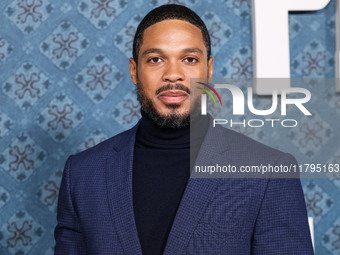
[[0, 0, 338, 254]]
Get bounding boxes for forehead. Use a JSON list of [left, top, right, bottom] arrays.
[[140, 19, 206, 55]]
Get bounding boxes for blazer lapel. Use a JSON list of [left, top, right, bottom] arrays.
[[105, 117, 231, 255], [106, 123, 143, 255], [163, 119, 231, 255]]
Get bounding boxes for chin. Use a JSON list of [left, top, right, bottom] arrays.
[[162, 107, 189, 117]]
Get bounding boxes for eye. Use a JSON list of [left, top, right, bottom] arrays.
[[148, 57, 162, 63], [184, 57, 198, 63]]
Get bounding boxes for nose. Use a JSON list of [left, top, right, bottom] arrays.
[[162, 61, 184, 83]]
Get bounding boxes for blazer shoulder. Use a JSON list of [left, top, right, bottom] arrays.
[[71, 121, 140, 162], [214, 125, 296, 162]]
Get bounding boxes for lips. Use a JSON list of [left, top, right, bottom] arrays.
[[158, 91, 189, 104]]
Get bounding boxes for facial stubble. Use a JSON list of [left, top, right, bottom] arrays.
[[136, 80, 192, 129]]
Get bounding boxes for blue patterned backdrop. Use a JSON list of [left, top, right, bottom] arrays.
[[0, 0, 339, 254]]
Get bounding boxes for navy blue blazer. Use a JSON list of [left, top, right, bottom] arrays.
[[55, 119, 314, 254]]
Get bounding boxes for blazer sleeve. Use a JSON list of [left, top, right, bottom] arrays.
[[54, 156, 86, 254], [251, 153, 314, 255]]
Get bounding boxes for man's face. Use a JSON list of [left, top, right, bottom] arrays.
[[129, 19, 213, 128]]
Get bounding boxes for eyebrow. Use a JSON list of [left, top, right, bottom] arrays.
[[141, 48, 164, 58], [182, 48, 204, 55], [140, 47, 204, 58]]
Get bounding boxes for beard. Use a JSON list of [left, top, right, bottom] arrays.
[[136, 81, 193, 129]]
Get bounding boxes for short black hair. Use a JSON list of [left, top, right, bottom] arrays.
[[132, 4, 211, 63]]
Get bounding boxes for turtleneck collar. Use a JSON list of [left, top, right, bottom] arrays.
[[135, 110, 209, 150]]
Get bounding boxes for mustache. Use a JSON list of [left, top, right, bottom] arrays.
[[155, 83, 190, 95]]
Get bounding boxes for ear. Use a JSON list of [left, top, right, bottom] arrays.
[[208, 56, 214, 79], [129, 58, 137, 85]]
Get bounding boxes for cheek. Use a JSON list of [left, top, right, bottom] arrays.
[[140, 68, 161, 82], [186, 65, 208, 77]]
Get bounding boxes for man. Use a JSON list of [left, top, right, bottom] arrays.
[[55, 4, 314, 255]]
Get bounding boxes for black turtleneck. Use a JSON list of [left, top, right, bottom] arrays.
[[133, 110, 208, 255]]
